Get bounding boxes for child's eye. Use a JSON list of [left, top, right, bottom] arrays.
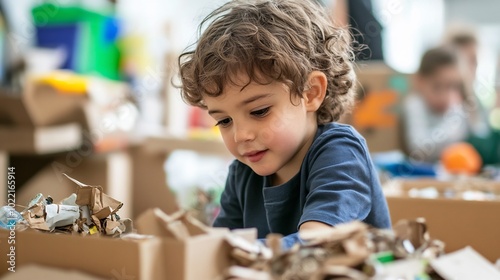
[[215, 118, 232, 127], [251, 107, 270, 118]]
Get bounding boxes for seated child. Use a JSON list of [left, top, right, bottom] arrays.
[[178, 0, 391, 248], [403, 47, 469, 163]]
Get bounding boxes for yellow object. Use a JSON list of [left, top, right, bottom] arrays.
[[89, 225, 99, 235], [441, 142, 482, 175], [36, 71, 88, 94]]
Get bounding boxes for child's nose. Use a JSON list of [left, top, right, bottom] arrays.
[[233, 124, 255, 143]]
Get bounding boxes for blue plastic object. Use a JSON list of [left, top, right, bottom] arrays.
[[382, 162, 436, 177], [35, 24, 79, 70]]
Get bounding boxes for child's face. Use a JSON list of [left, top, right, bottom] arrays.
[[204, 73, 317, 185], [417, 65, 463, 114]]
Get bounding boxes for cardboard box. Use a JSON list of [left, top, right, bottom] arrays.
[[0, 93, 33, 126], [160, 233, 232, 280], [0, 229, 165, 279], [136, 208, 257, 280], [1, 264, 104, 280], [341, 62, 407, 152], [0, 124, 82, 154], [22, 78, 88, 128], [129, 144, 183, 219], [384, 179, 500, 262], [0, 94, 83, 154]]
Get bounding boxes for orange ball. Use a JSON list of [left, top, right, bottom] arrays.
[[441, 142, 482, 175]]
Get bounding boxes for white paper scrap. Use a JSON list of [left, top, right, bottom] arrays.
[[431, 247, 500, 280]]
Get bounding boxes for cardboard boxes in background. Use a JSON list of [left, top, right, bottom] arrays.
[[384, 179, 500, 262], [22, 79, 88, 128], [0, 94, 83, 155], [0, 73, 138, 154], [0, 92, 83, 206], [0, 72, 137, 206], [341, 62, 408, 153]]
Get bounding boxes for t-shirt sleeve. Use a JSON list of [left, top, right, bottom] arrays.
[[299, 129, 373, 228], [212, 161, 244, 229]]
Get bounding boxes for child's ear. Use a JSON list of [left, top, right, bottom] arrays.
[[303, 71, 327, 112]]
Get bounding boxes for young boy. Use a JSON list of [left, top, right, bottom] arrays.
[[178, 0, 391, 248], [403, 47, 469, 163]]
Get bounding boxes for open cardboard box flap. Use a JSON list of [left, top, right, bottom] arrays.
[[136, 207, 256, 241], [135, 207, 257, 280]]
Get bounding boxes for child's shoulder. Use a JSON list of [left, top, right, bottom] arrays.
[[310, 122, 369, 155], [316, 122, 365, 142]]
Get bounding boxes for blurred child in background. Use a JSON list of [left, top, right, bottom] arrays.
[[403, 47, 469, 163], [444, 29, 500, 165]]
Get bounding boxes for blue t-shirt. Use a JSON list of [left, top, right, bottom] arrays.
[[213, 123, 391, 247]]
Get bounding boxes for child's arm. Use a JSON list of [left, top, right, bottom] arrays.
[[212, 162, 243, 229], [297, 127, 390, 231], [299, 221, 331, 231], [260, 126, 390, 250]]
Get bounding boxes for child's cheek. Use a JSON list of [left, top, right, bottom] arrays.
[[257, 113, 290, 142], [258, 124, 298, 150]]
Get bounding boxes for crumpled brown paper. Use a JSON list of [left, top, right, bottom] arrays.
[[218, 218, 445, 280], [21, 203, 49, 231]]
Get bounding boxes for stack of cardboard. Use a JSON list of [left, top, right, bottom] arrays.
[[0, 72, 137, 155]]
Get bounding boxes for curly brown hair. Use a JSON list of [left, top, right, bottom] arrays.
[[178, 0, 356, 124]]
